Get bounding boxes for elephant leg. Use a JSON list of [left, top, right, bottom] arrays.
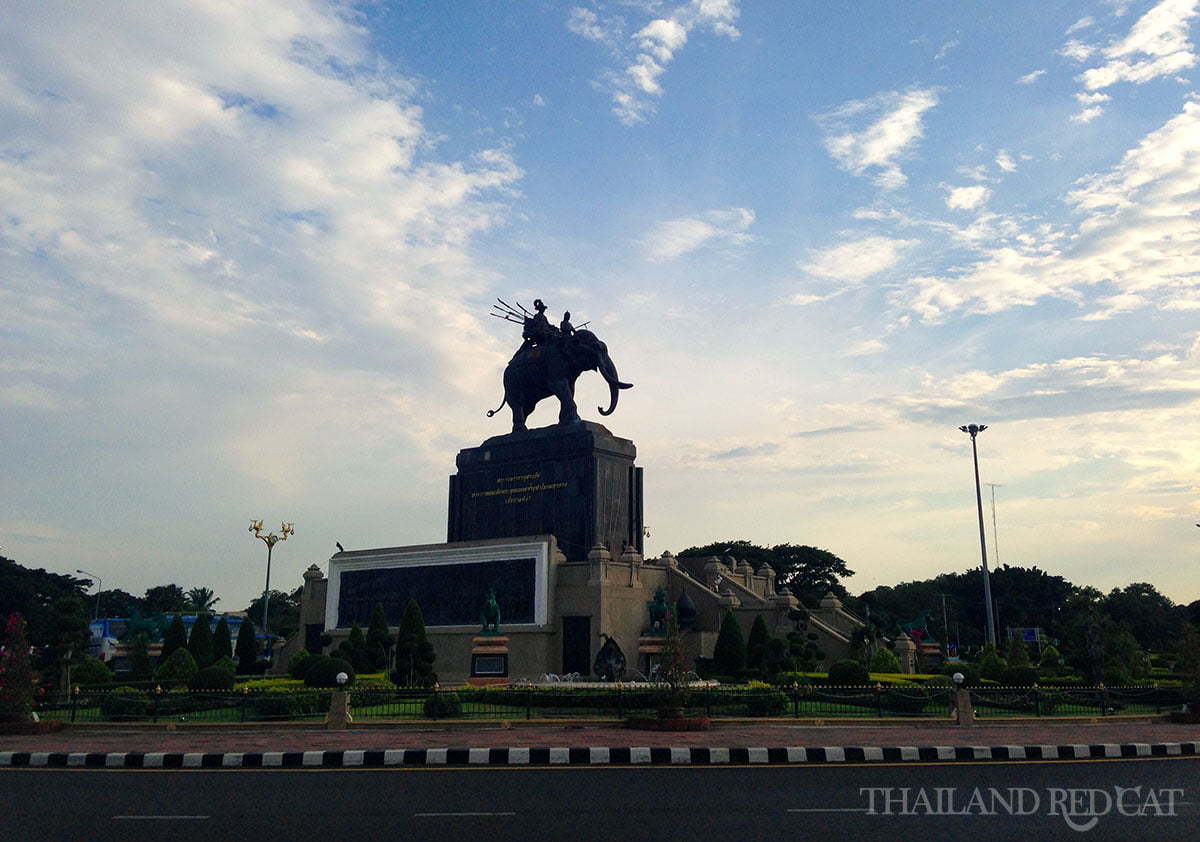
[[511, 398, 527, 432], [553, 380, 580, 424]]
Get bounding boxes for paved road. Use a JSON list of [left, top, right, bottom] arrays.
[[3, 757, 1196, 840]]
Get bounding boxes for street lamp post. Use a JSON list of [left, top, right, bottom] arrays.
[[248, 520, 294, 638], [76, 568, 102, 621], [959, 424, 997, 648]]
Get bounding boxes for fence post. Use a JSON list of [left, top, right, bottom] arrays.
[[1033, 684, 1041, 717], [1099, 683, 1110, 716], [616, 683, 624, 720], [432, 686, 440, 720], [241, 687, 250, 723], [152, 685, 161, 724], [875, 683, 884, 718], [70, 686, 79, 723], [791, 684, 799, 718], [525, 682, 532, 720], [1154, 683, 1161, 714]]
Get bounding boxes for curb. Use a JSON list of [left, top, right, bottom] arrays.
[[3, 741, 1198, 769]]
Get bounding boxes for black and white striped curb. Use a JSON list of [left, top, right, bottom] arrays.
[[3, 742, 1198, 768]]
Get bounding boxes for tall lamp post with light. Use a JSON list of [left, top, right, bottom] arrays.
[[959, 424, 997, 648], [249, 520, 294, 640], [76, 568, 103, 621]]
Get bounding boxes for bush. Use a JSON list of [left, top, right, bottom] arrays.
[[189, 656, 236, 691], [234, 618, 259, 674], [154, 647, 199, 686], [73, 654, 116, 686], [251, 690, 329, 719], [869, 647, 903, 674], [746, 615, 771, 672], [978, 648, 1008, 683], [287, 648, 317, 680], [393, 599, 437, 687], [1001, 665, 1040, 686], [424, 691, 463, 718], [827, 659, 870, 686], [101, 686, 150, 720], [713, 610, 747, 675], [304, 656, 356, 688], [745, 687, 788, 716]]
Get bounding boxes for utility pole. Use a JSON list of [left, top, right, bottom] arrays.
[[960, 424, 997, 648]]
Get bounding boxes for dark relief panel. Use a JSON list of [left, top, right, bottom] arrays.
[[337, 557, 536, 628]]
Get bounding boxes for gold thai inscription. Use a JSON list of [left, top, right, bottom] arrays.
[[471, 471, 567, 504]]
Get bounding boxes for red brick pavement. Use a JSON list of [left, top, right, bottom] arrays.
[[3, 719, 1199, 754]]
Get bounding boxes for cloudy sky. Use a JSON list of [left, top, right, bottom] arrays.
[[4, 1, 1200, 613]]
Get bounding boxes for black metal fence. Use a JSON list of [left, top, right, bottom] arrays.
[[33, 683, 1179, 724]]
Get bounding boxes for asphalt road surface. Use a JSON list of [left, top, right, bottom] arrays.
[[3, 757, 1196, 841]]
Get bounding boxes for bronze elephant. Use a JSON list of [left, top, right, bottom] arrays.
[[488, 329, 632, 432]]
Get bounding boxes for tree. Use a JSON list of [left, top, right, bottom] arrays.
[[185, 587, 220, 612], [129, 632, 154, 680], [234, 616, 259, 674], [212, 616, 233, 663], [335, 624, 370, 672], [41, 595, 91, 691], [143, 584, 186, 615], [366, 603, 395, 672], [244, 587, 302, 639], [96, 588, 143, 618], [745, 614, 771, 672], [392, 599, 436, 687], [1058, 588, 1145, 684], [678, 540, 854, 604], [187, 612, 215, 670], [161, 614, 188, 662], [0, 613, 39, 723], [1102, 583, 1185, 652], [712, 609, 746, 676], [1006, 633, 1031, 667]]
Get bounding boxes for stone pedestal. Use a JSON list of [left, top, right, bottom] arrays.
[[325, 690, 353, 730], [637, 633, 667, 676], [468, 635, 511, 686], [448, 422, 643, 562]]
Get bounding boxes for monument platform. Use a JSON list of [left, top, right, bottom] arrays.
[[447, 421, 643, 562]]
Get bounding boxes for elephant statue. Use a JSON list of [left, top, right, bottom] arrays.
[[487, 329, 632, 432]]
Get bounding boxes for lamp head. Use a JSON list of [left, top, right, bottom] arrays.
[[953, 672, 965, 687]]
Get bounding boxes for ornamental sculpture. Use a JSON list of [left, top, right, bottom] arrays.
[[488, 298, 632, 432]]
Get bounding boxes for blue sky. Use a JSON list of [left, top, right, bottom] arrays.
[[3, 1, 1199, 613]]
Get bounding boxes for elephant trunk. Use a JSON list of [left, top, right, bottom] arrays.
[[597, 354, 632, 417]]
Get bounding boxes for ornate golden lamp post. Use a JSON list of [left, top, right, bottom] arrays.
[[249, 519, 294, 637]]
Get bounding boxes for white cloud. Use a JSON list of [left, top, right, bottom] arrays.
[[0, 1, 525, 592], [800, 235, 918, 282], [567, 7, 621, 46], [573, 0, 741, 125], [935, 40, 959, 60], [640, 207, 755, 260], [1017, 69, 1047, 84], [1070, 0, 1199, 121], [944, 184, 993, 211], [996, 150, 1017, 172], [817, 88, 940, 189], [899, 99, 1200, 322]]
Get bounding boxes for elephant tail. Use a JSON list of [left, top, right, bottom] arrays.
[[486, 394, 506, 417]]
